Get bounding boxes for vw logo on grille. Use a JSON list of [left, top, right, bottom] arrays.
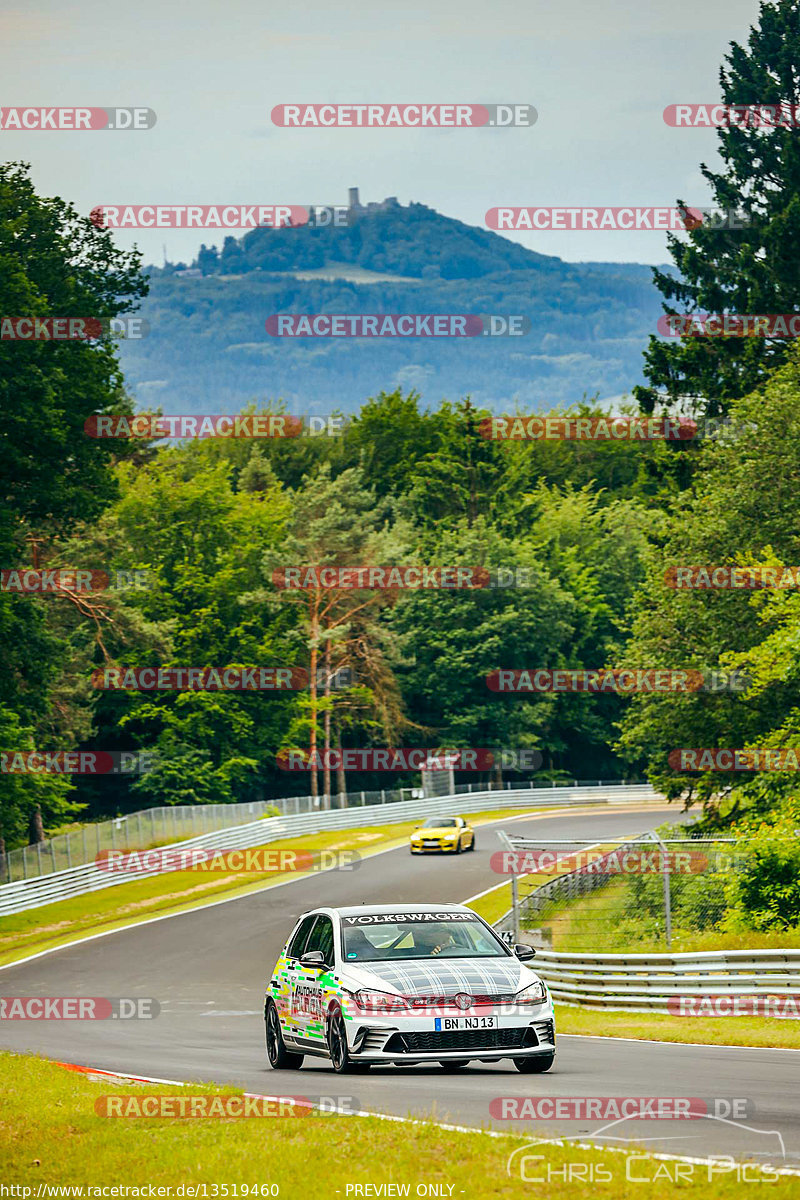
[[454, 993, 472, 1010]]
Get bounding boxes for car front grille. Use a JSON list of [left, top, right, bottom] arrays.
[[383, 1026, 537, 1054]]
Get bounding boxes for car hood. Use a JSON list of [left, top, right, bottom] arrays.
[[339, 956, 540, 998], [412, 826, 461, 835]]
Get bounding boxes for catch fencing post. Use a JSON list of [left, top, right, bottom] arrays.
[[651, 832, 672, 949], [511, 873, 520, 944]]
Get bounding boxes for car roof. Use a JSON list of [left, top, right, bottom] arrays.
[[299, 902, 473, 919]]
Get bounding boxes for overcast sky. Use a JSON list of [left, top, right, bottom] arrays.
[[2, 0, 760, 267]]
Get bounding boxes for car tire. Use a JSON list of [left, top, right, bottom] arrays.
[[514, 1053, 555, 1073], [455, 838, 462, 854], [326, 1004, 365, 1073], [265, 999, 303, 1070], [468, 835, 476, 851], [439, 1060, 469, 1070]]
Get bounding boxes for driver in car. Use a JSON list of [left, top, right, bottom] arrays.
[[412, 925, 455, 957]]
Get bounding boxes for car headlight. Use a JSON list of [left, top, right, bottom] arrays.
[[514, 980, 547, 1006], [353, 989, 410, 1014]]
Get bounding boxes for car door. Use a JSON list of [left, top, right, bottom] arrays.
[[291, 913, 334, 1046], [279, 913, 317, 1043]]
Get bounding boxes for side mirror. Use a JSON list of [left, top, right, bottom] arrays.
[[299, 950, 326, 969], [513, 944, 536, 961]]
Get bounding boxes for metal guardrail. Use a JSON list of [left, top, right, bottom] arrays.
[[0, 783, 658, 917], [530, 948, 800, 1012], [2, 776, 645, 883]]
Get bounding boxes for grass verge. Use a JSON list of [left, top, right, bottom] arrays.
[[1, 1052, 794, 1196], [554, 1004, 800, 1049], [0, 805, 560, 969]]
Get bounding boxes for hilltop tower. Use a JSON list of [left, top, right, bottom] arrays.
[[348, 187, 361, 209]]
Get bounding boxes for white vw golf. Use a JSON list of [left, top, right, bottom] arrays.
[[264, 902, 555, 1073]]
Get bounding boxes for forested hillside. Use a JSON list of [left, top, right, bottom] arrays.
[[117, 203, 668, 412]]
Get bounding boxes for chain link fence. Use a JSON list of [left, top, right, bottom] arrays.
[[496, 829, 747, 951], [3, 774, 628, 884]]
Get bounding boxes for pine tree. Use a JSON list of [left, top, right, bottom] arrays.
[[635, 0, 800, 418]]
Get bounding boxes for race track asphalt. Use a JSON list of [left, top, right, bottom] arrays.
[[1, 803, 797, 1171]]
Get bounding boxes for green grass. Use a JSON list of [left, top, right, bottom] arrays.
[[555, 1003, 800, 1049], [0, 805, 557, 969], [539, 874, 800, 954], [1, 1052, 794, 1196], [465, 842, 619, 926]]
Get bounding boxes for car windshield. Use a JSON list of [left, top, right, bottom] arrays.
[[341, 914, 507, 961], [422, 818, 457, 828]]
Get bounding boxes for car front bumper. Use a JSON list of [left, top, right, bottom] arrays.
[[410, 840, 461, 853], [346, 1006, 556, 1063]]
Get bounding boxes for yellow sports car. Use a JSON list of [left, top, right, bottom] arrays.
[[409, 816, 475, 855]]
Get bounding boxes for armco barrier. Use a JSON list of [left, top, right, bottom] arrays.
[[530, 948, 800, 1012], [0, 783, 657, 917]]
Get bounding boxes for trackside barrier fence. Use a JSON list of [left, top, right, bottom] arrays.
[[522, 948, 800, 1012], [0, 783, 657, 916], [1, 777, 642, 884], [492, 828, 800, 1010]]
